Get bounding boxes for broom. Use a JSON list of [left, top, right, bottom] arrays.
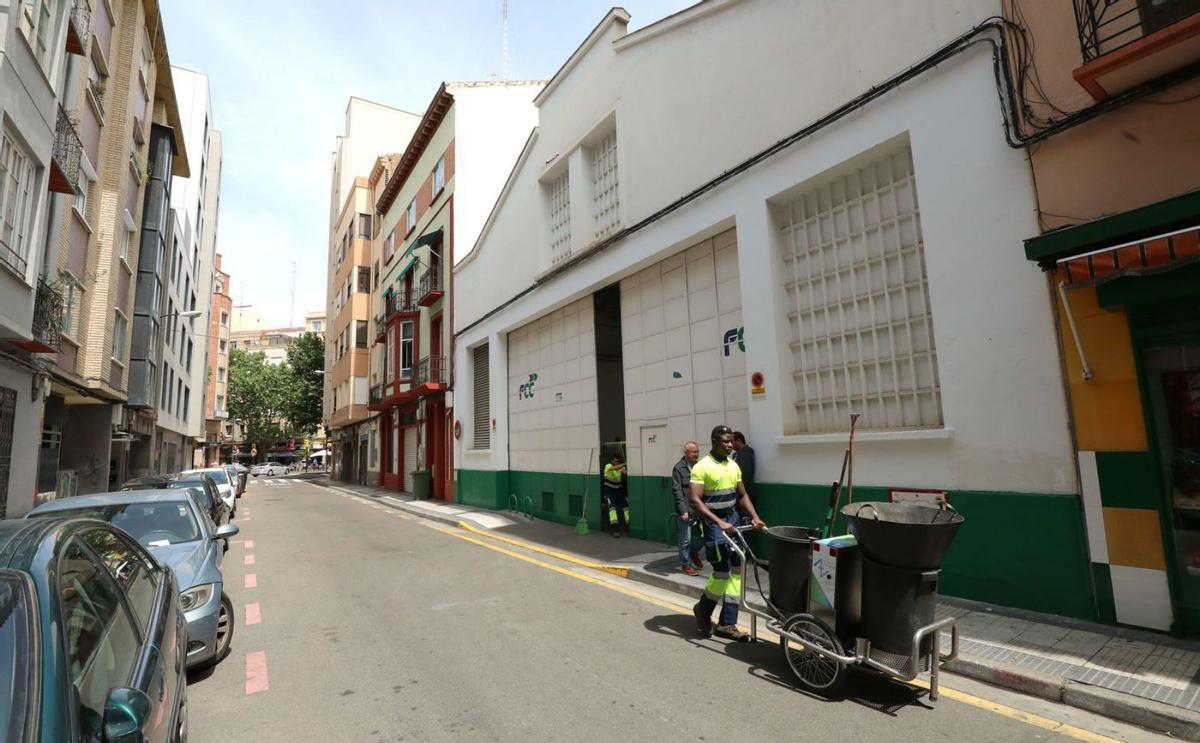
[[576, 448, 595, 535], [821, 414, 860, 539]]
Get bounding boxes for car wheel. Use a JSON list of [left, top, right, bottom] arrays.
[[173, 679, 188, 743], [212, 593, 234, 664]]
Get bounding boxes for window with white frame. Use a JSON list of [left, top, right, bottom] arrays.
[[217, 366, 226, 383], [777, 146, 942, 434], [432, 157, 445, 195], [73, 176, 94, 223], [405, 199, 416, 233], [0, 132, 37, 276], [591, 130, 619, 240], [19, 0, 56, 70], [62, 279, 79, 340], [119, 211, 134, 262], [548, 172, 571, 264], [112, 312, 127, 360], [384, 229, 395, 262], [385, 333, 395, 384], [399, 321, 414, 380]]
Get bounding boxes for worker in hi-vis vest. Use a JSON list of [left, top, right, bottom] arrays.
[[603, 454, 629, 537], [689, 425, 766, 641]]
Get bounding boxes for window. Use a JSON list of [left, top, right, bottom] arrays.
[[473, 344, 490, 449], [405, 199, 416, 233], [312, 320, 322, 332], [384, 229, 395, 262], [355, 320, 368, 349], [217, 366, 226, 383], [73, 177, 95, 223], [357, 266, 371, 294], [63, 280, 79, 340], [0, 132, 37, 275], [175, 379, 182, 418], [19, 0, 57, 69], [385, 332, 395, 384], [357, 213, 372, 240], [119, 219, 133, 263], [400, 321, 414, 380], [79, 528, 159, 633], [162, 364, 170, 409], [548, 171, 571, 265], [591, 130, 619, 240], [373, 260, 380, 289], [432, 157, 445, 196], [183, 388, 190, 422], [220, 311, 228, 327], [111, 313, 127, 359], [216, 394, 224, 410], [58, 539, 140, 740], [138, 32, 153, 92], [218, 339, 227, 354], [777, 146, 942, 434], [87, 53, 107, 112]]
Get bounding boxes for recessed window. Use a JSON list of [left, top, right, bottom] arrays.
[[400, 321, 414, 380], [548, 172, 571, 265], [0, 132, 37, 276], [432, 157, 445, 196], [405, 199, 416, 233], [111, 313, 127, 360], [591, 130, 619, 240]]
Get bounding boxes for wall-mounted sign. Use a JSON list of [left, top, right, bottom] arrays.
[[453, 420, 461, 440], [518, 373, 539, 400], [723, 326, 745, 357], [750, 371, 766, 396]]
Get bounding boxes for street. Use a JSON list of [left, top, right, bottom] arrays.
[[185, 476, 1166, 742]]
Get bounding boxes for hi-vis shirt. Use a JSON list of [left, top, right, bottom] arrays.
[[690, 454, 742, 514]]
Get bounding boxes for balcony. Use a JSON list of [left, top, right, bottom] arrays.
[[49, 107, 82, 195], [1073, 0, 1200, 100], [13, 278, 65, 353], [369, 383, 384, 405], [375, 289, 418, 342], [416, 355, 446, 387], [417, 267, 444, 307], [213, 409, 229, 420], [66, 0, 90, 55]]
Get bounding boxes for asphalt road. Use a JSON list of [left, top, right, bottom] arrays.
[[185, 476, 1167, 742]]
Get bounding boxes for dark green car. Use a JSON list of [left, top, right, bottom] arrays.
[[0, 516, 187, 742]]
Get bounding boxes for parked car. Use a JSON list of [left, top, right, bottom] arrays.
[[121, 472, 230, 526], [0, 516, 188, 742], [251, 462, 288, 477], [28, 490, 240, 670], [231, 463, 249, 494], [180, 467, 237, 517]]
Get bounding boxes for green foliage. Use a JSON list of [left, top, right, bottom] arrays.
[[226, 348, 291, 455], [285, 332, 325, 437]]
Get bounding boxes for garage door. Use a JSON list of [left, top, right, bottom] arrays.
[[620, 228, 747, 474], [507, 296, 598, 476], [403, 426, 418, 492]]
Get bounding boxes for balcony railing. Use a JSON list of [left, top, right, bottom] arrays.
[[66, 0, 91, 55], [86, 76, 106, 118], [417, 267, 444, 307], [49, 107, 82, 195], [383, 289, 417, 318], [1075, 0, 1200, 62], [415, 355, 446, 386], [31, 278, 65, 352], [369, 383, 384, 404]]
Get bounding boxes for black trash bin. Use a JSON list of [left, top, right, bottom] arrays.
[[763, 526, 821, 618], [842, 502, 964, 663]]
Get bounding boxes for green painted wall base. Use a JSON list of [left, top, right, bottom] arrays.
[[456, 468, 1099, 622]]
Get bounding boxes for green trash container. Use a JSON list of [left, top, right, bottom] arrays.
[[412, 470, 432, 500]]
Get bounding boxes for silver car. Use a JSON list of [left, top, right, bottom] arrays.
[[181, 467, 238, 518], [28, 489, 240, 669]]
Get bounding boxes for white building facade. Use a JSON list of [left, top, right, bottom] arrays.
[[454, 1, 1098, 621]]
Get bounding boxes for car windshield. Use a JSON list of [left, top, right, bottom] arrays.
[[167, 482, 207, 503], [33, 502, 200, 546], [0, 574, 33, 740], [193, 469, 228, 486]]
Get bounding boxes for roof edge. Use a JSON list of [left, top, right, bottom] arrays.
[[533, 8, 630, 107]]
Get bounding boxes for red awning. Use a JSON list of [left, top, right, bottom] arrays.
[[1059, 224, 1200, 287]]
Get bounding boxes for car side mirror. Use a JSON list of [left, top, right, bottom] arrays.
[[102, 686, 151, 742], [214, 523, 240, 540]]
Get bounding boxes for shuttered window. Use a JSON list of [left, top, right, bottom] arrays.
[[472, 344, 490, 449], [778, 146, 942, 433]]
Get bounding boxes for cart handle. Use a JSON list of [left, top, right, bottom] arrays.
[[728, 524, 769, 569]]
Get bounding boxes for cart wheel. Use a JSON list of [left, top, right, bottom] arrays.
[[779, 613, 845, 693]]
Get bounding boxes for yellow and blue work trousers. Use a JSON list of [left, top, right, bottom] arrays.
[[696, 510, 742, 626]]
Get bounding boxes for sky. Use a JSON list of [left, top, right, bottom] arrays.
[[159, 0, 696, 329]]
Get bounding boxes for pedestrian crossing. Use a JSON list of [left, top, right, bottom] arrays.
[[251, 477, 293, 488]]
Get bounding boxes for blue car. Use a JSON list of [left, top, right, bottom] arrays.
[[0, 516, 188, 742], [29, 490, 239, 670]]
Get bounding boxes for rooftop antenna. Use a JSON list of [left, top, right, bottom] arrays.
[[501, 0, 509, 79]]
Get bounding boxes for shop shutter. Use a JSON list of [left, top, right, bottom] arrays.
[[472, 344, 490, 449], [403, 427, 418, 492]]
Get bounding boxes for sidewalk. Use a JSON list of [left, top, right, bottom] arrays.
[[312, 475, 1200, 739]]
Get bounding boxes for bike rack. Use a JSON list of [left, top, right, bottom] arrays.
[[507, 494, 534, 520], [522, 495, 534, 520]]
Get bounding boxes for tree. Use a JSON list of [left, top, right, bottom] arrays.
[[285, 332, 324, 438], [226, 348, 290, 459]]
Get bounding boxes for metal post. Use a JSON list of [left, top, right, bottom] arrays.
[[930, 629, 940, 701]]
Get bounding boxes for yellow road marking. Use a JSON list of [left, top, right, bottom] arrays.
[[428, 522, 1119, 743], [457, 521, 629, 577]]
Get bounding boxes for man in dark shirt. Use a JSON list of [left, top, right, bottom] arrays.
[[732, 432, 756, 500], [671, 442, 704, 575]]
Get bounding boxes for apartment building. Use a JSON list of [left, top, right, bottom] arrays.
[[305, 309, 325, 337], [325, 97, 420, 483], [203, 252, 231, 465], [0, 0, 88, 516], [369, 81, 543, 499], [32, 0, 188, 504], [1010, 3, 1200, 633]]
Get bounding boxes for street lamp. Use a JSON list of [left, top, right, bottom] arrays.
[[312, 370, 328, 376], [161, 310, 202, 320]]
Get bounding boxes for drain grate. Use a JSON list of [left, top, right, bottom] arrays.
[[568, 493, 583, 518], [542, 491, 554, 513]]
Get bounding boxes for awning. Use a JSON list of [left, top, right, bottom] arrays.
[[1059, 224, 1200, 287]]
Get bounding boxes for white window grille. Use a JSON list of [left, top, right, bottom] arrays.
[[0, 132, 36, 276], [591, 130, 619, 240], [778, 146, 942, 434], [548, 172, 571, 264]]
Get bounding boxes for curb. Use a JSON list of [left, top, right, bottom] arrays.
[[314, 479, 1200, 738]]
